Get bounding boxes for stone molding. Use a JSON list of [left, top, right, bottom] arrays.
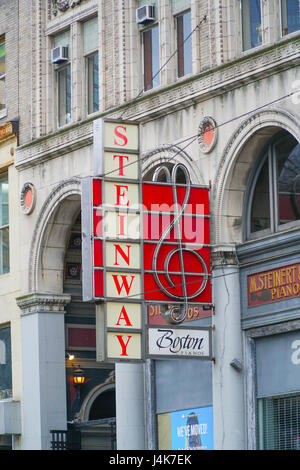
[[15, 122, 93, 169], [111, 37, 300, 121], [28, 177, 82, 293], [16, 292, 71, 315], [211, 245, 239, 268], [14, 37, 300, 170]]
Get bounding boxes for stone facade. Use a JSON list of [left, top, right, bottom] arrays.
[[0, 0, 299, 450]]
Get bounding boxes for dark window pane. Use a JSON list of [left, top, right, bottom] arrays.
[[177, 11, 192, 78], [0, 176, 8, 227], [58, 65, 71, 127], [87, 53, 99, 114], [0, 326, 12, 399], [0, 38, 5, 76], [281, 0, 300, 36], [143, 25, 160, 91], [251, 157, 271, 233], [242, 0, 262, 50], [276, 135, 300, 225], [151, 25, 160, 89]]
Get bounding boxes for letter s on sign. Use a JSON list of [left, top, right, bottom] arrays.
[[291, 340, 300, 365], [114, 126, 128, 147]]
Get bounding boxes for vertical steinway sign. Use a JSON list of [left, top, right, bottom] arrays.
[[82, 119, 144, 362]]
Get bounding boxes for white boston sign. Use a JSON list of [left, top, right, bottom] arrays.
[[147, 326, 212, 359]]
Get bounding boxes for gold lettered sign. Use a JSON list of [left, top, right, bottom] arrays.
[[247, 262, 300, 307]]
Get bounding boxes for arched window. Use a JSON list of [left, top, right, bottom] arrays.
[[246, 131, 300, 240]]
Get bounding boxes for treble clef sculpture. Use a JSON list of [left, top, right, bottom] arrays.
[[152, 163, 208, 324]]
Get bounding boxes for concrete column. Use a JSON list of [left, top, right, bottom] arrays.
[[16, 293, 71, 450], [115, 362, 145, 450], [212, 248, 245, 450]]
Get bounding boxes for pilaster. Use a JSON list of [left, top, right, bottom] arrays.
[[211, 245, 245, 450], [16, 292, 71, 450]]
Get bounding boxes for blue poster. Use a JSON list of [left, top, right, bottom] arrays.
[[170, 406, 214, 450]]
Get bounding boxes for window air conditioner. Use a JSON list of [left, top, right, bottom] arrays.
[[136, 5, 155, 24], [51, 46, 69, 64]]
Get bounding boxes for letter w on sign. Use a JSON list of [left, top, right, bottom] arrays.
[[112, 274, 135, 295]]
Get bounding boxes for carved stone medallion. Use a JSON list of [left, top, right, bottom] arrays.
[[198, 116, 217, 154]]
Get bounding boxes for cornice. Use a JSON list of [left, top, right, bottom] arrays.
[[15, 121, 93, 169], [16, 292, 71, 315]]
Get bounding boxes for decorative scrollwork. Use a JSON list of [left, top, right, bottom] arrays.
[[52, 0, 83, 16]]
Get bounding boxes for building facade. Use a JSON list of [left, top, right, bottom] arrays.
[[0, 0, 299, 450]]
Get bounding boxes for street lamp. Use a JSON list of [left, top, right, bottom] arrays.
[[72, 367, 87, 386]]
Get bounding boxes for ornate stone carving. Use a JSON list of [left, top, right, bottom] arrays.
[[52, 0, 83, 16], [211, 246, 238, 268], [20, 182, 36, 215], [16, 293, 71, 315], [113, 38, 300, 122], [198, 116, 217, 153]]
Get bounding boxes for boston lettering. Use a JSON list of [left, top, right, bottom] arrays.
[[155, 329, 205, 354]]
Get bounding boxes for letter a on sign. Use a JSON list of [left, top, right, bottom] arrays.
[[116, 306, 133, 327]]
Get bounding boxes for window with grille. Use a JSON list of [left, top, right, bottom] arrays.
[[258, 394, 300, 450]]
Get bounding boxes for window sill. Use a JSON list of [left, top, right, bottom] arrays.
[[280, 29, 300, 42]]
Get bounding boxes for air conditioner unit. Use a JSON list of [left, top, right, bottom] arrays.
[[136, 5, 155, 24], [51, 46, 69, 64]]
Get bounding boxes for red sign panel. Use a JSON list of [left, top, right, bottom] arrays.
[[142, 179, 211, 305], [247, 262, 300, 307]]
